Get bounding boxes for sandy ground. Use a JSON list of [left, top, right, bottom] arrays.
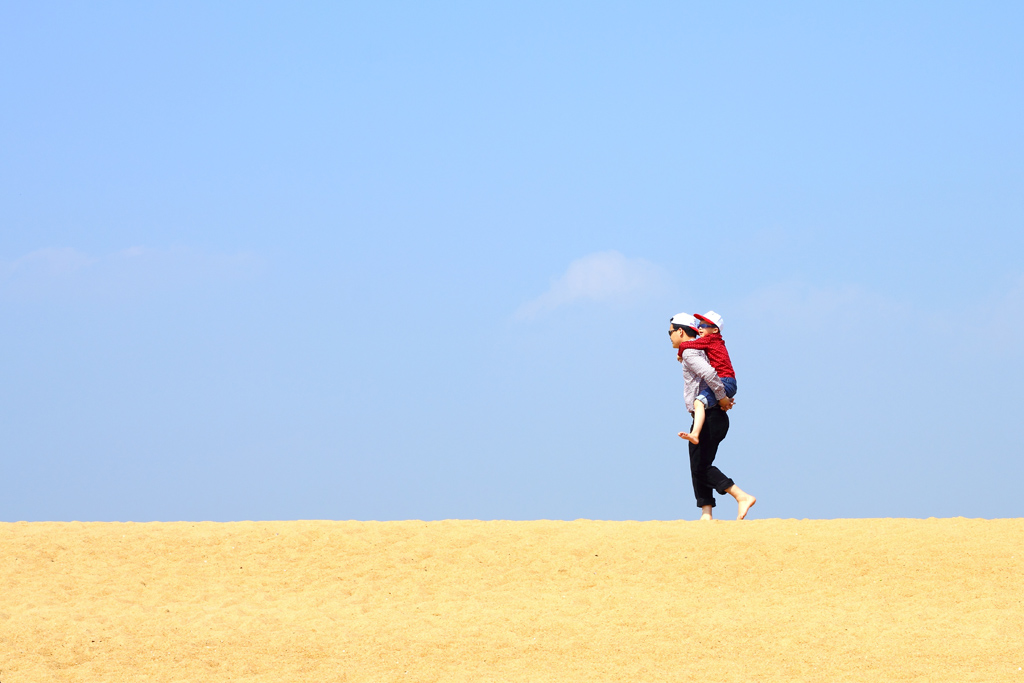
[[1, 518, 1022, 682]]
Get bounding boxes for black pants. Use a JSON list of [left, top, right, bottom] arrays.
[[689, 407, 735, 508]]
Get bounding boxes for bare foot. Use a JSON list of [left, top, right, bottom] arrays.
[[736, 495, 757, 520], [700, 513, 713, 521], [677, 431, 699, 445]]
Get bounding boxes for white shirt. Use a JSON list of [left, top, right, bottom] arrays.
[[680, 348, 727, 414]]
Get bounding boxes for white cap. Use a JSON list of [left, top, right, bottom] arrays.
[[694, 310, 724, 328], [670, 312, 699, 328]]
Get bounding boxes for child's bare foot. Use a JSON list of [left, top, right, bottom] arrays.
[[677, 431, 699, 445], [736, 495, 756, 520]]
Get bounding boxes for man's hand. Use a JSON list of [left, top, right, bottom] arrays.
[[718, 397, 735, 411]]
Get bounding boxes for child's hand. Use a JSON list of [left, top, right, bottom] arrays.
[[718, 397, 735, 411]]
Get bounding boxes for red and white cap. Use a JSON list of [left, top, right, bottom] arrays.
[[693, 310, 724, 328]]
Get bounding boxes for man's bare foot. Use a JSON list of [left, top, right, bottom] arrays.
[[700, 513, 713, 521], [678, 431, 699, 445], [736, 495, 756, 520]]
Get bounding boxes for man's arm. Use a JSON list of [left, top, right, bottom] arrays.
[[680, 349, 726, 401]]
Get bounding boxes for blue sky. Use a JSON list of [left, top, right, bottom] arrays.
[[2, 2, 1021, 521]]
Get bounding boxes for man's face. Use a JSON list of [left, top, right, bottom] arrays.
[[669, 326, 695, 348], [669, 326, 684, 348]]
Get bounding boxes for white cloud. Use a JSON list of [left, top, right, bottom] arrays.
[[1, 247, 98, 278], [516, 251, 670, 319], [736, 276, 1023, 353], [985, 274, 1024, 352], [736, 280, 908, 326], [0, 246, 261, 301]]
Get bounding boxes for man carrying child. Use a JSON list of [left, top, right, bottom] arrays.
[[669, 311, 756, 521]]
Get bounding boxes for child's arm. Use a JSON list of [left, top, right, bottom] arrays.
[[675, 334, 713, 361], [680, 349, 727, 402], [675, 335, 715, 351]]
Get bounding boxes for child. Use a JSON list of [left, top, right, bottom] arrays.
[[676, 311, 736, 445]]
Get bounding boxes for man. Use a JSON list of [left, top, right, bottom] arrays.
[[669, 312, 756, 520]]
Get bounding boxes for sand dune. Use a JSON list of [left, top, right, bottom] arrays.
[[2, 518, 1022, 682]]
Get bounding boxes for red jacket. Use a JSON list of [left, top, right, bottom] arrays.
[[676, 334, 735, 379]]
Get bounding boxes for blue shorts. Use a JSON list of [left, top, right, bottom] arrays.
[[696, 377, 736, 408]]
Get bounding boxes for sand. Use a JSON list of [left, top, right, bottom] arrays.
[[2, 518, 1022, 682]]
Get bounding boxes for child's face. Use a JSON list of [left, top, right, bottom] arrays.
[[697, 325, 719, 337]]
